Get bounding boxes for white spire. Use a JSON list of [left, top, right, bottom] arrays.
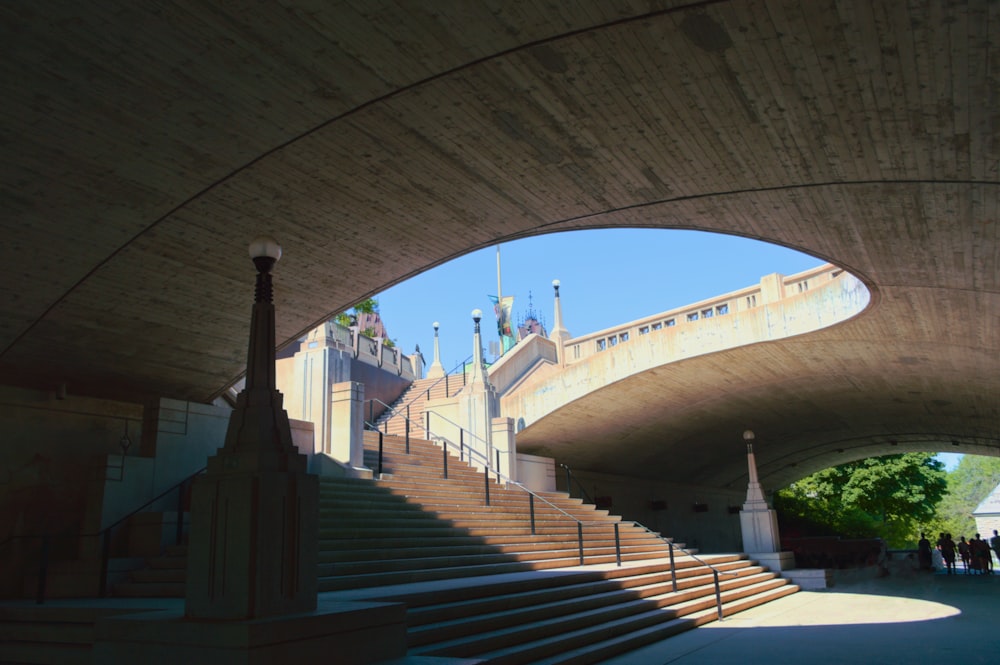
[[426, 321, 445, 379]]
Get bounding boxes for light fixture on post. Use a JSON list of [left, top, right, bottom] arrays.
[[185, 235, 319, 621]]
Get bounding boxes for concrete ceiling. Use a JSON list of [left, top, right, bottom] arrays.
[[2, 1, 998, 490]]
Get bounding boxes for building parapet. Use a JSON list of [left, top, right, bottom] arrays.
[[564, 264, 842, 365]]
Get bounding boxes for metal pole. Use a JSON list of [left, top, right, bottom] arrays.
[[529, 494, 536, 535], [377, 431, 384, 476], [369, 400, 373, 426], [175, 480, 185, 545], [714, 570, 723, 620], [425, 411, 430, 439], [446, 373, 449, 395], [484, 465, 490, 506], [405, 417, 410, 453], [565, 465, 572, 497], [577, 523, 584, 565], [36, 535, 49, 604], [99, 529, 111, 598], [442, 440, 448, 479], [495, 449, 501, 481], [614, 523, 622, 567], [460, 430, 464, 462], [669, 544, 678, 592]]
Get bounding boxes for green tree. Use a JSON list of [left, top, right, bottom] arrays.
[[334, 298, 380, 328], [775, 453, 947, 548], [927, 455, 1000, 540]]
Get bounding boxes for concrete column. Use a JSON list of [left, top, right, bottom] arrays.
[[491, 417, 516, 482], [549, 280, 571, 365], [426, 321, 445, 379], [330, 381, 365, 470], [759, 273, 785, 303]]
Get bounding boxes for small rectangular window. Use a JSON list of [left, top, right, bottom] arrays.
[[746, 295, 757, 308], [652, 322, 663, 330], [702, 309, 713, 318], [665, 319, 676, 327], [620, 332, 629, 342], [639, 326, 650, 335], [609, 336, 618, 347], [597, 339, 606, 351], [716, 304, 729, 315], [687, 312, 699, 322]]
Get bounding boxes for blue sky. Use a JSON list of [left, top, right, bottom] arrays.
[[371, 227, 963, 472]]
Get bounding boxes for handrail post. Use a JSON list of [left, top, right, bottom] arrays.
[[669, 544, 678, 592], [565, 465, 572, 497], [495, 449, 501, 482], [425, 411, 430, 439], [714, 569, 723, 620], [460, 430, 464, 462], [99, 529, 111, 598], [529, 494, 536, 535], [36, 535, 49, 604], [369, 399, 374, 426], [445, 373, 449, 395], [175, 479, 185, 545], [404, 406, 410, 453], [377, 431, 384, 476], [484, 465, 490, 506], [442, 440, 448, 479], [614, 523, 621, 567], [577, 523, 584, 565]]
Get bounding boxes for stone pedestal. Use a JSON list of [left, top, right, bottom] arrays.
[[185, 464, 318, 619]]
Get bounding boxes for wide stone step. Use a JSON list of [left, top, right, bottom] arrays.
[[412, 576, 795, 662]]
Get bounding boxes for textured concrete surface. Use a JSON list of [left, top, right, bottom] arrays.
[[599, 571, 1000, 665]]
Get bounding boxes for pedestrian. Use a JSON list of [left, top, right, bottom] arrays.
[[958, 536, 971, 573], [940, 533, 957, 575], [917, 532, 933, 571]]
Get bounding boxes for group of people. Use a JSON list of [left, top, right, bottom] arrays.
[[917, 530, 1000, 575]]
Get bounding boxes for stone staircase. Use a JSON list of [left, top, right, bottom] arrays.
[[372, 375, 465, 437], [2, 427, 799, 663]]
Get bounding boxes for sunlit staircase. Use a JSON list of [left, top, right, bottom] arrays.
[[5, 409, 798, 664]]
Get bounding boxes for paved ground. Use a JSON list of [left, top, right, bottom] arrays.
[[599, 569, 1000, 665]]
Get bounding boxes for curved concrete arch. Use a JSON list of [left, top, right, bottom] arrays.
[[2, 1, 998, 492]]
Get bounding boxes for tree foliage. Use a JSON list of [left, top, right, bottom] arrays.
[[335, 298, 380, 328], [775, 453, 947, 548], [927, 455, 1000, 540]]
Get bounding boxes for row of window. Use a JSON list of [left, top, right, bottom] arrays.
[[592, 300, 743, 352]]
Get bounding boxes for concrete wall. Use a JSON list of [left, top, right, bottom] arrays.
[[0, 385, 143, 596], [558, 467, 746, 553]]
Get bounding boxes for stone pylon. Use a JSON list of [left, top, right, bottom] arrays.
[[738, 430, 794, 570], [549, 280, 571, 365], [426, 321, 445, 379], [458, 310, 498, 464]]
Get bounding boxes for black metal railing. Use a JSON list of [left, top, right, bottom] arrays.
[[368, 356, 473, 429], [363, 398, 603, 567], [0, 465, 206, 604], [560, 463, 739, 621]]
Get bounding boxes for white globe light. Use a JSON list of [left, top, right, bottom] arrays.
[[248, 235, 282, 261]]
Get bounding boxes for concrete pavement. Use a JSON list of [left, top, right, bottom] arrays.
[[599, 569, 1000, 665]]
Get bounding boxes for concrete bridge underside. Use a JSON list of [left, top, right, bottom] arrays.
[[1, 1, 998, 492]]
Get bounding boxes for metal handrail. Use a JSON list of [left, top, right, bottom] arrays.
[[385, 355, 473, 416], [559, 463, 739, 621], [365, 399, 737, 618], [363, 398, 609, 566], [0, 465, 206, 604], [559, 463, 594, 505]]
